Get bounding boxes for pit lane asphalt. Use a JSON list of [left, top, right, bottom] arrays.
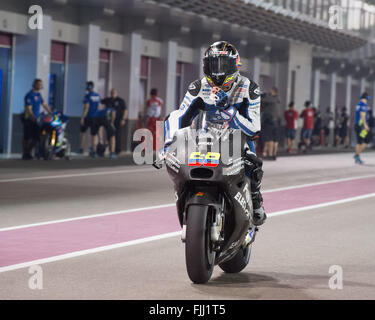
[[0, 152, 375, 299]]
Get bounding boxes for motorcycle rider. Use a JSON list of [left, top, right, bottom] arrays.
[[161, 41, 266, 226]]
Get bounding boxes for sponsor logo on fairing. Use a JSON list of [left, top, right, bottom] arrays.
[[234, 183, 251, 217], [188, 83, 196, 91]]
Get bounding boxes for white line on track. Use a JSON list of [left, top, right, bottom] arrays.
[[0, 231, 181, 273], [262, 174, 375, 193], [1, 174, 374, 232], [0, 203, 175, 231], [1, 192, 375, 273], [0, 167, 158, 183]]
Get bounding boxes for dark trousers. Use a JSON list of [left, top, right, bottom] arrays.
[[114, 120, 122, 154]]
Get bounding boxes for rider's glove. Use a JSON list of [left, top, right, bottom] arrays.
[[213, 89, 229, 110], [218, 105, 237, 122], [158, 141, 172, 161]]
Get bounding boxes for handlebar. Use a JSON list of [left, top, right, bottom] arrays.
[[152, 157, 164, 169]]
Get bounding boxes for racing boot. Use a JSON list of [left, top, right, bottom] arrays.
[[251, 189, 267, 226], [245, 151, 267, 226]]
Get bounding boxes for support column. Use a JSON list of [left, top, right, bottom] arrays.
[[330, 72, 337, 114], [164, 41, 178, 115], [9, 15, 52, 153], [114, 32, 142, 152], [65, 24, 101, 117], [252, 57, 261, 84], [193, 46, 206, 80], [286, 41, 312, 114], [126, 33, 142, 120], [345, 75, 352, 112], [360, 77, 366, 94], [313, 69, 320, 108]]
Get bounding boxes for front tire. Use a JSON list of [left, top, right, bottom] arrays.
[[185, 205, 215, 284], [40, 132, 53, 160]]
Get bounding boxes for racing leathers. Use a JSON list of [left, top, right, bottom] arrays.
[[163, 74, 266, 226]]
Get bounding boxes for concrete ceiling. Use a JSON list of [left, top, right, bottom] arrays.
[[24, 0, 368, 52]]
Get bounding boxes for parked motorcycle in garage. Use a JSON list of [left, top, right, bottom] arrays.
[[154, 112, 258, 283], [38, 111, 71, 160]]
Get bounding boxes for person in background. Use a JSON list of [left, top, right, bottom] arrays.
[[369, 110, 375, 149], [321, 107, 333, 146], [284, 101, 298, 153], [95, 101, 117, 158], [79, 81, 101, 158], [335, 106, 349, 148], [146, 88, 163, 151], [22, 79, 52, 160], [262, 87, 281, 160], [311, 107, 322, 146], [354, 93, 371, 164], [101, 89, 128, 155], [299, 100, 315, 153]]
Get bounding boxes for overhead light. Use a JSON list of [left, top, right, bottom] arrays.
[[103, 8, 115, 16], [212, 33, 221, 41], [145, 17, 156, 26], [355, 66, 360, 72], [264, 45, 271, 52], [240, 39, 248, 46], [180, 26, 190, 34], [54, 0, 68, 4], [324, 59, 330, 65]]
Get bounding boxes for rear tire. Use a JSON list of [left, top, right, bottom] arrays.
[[185, 205, 215, 284], [40, 132, 52, 160], [218, 244, 252, 273]]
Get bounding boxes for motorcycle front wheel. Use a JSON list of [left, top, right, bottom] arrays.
[[40, 132, 53, 160], [185, 205, 215, 284]]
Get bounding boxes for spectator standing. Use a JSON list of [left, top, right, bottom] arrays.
[[311, 107, 322, 146], [22, 79, 52, 160], [101, 89, 128, 155], [261, 87, 281, 160], [299, 101, 315, 152], [95, 101, 116, 158], [321, 107, 333, 146], [335, 106, 349, 148], [79, 81, 101, 158], [146, 88, 163, 151], [284, 101, 299, 153]]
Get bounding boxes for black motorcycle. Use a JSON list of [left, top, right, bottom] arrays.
[[154, 112, 258, 284]]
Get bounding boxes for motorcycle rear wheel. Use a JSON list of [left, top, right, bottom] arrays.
[[185, 205, 215, 284], [218, 243, 252, 273]]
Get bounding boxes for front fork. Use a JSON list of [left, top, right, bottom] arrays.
[[181, 195, 225, 250]]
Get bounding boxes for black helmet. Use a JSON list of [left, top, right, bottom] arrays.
[[203, 41, 241, 89]]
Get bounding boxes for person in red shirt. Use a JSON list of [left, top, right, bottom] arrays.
[[299, 100, 315, 151], [146, 88, 163, 150], [284, 102, 299, 153]]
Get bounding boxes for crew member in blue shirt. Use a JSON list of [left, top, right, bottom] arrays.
[[79, 81, 101, 157], [354, 92, 371, 164], [22, 79, 52, 160]]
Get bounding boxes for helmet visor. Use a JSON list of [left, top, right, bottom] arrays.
[[203, 56, 237, 86]]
